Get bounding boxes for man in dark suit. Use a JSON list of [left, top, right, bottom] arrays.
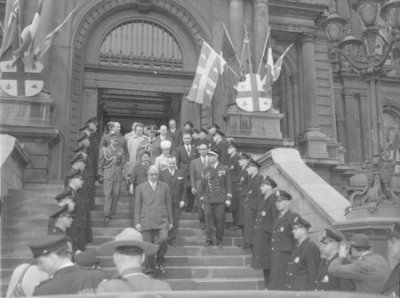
[[314, 229, 355, 291], [30, 235, 107, 295], [190, 143, 208, 229], [134, 165, 173, 275], [175, 132, 197, 212], [382, 221, 400, 296], [200, 150, 232, 248], [269, 190, 298, 290], [97, 228, 171, 292], [285, 216, 320, 291], [167, 119, 181, 149], [159, 156, 185, 246]]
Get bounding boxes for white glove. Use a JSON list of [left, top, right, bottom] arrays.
[[179, 201, 185, 208]]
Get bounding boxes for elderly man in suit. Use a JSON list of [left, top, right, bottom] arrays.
[[175, 132, 197, 212], [97, 228, 171, 292], [190, 143, 208, 229], [200, 150, 232, 248], [159, 156, 185, 246], [134, 165, 173, 275], [328, 233, 390, 294]]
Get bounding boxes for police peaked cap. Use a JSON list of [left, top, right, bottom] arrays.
[[208, 123, 220, 130], [321, 229, 343, 243], [261, 176, 277, 188], [29, 235, 68, 258], [275, 189, 292, 201], [239, 152, 251, 160], [292, 216, 311, 229], [207, 150, 219, 157], [65, 168, 83, 179], [78, 124, 89, 132], [85, 117, 99, 126], [215, 130, 225, 137], [73, 143, 87, 153], [183, 121, 194, 128], [77, 133, 90, 143], [70, 152, 87, 165], [228, 140, 239, 149], [54, 188, 73, 202], [199, 128, 208, 134], [50, 205, 70, 219], [248, 159, 261, 169]]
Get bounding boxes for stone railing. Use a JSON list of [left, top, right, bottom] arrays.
[[0, 134, 30, 199], [258, 148, 351, 241]]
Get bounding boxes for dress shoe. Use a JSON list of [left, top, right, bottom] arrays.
[[204, 240, 213, 247], [145, 268, 155, 277], [216, 239, 223, 248], [103, 216, 111, 224], [158, 264, 166, 274], [168, 239, 177, 247]]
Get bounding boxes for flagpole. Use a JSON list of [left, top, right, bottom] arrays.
[[222, 23, 241, 67], [244, 25, 252, 74], [257, 27, 270, 75]]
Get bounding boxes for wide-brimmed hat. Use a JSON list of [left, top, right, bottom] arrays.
[[99, 228, 158, 256], [350, 233, 371, 249]]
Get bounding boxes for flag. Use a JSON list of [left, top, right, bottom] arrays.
[[272, 43, 293, 81], [221, 23, 240, 74], [23, 7, 77, 67], [235, 73, 272, 112], [0, 0, 20, 61], [186, 41, 226, 106], [13, 0, 43, 61], [239, 26, 251, 77]]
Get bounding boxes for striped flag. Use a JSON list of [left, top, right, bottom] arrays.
[[272, 43, 293, 81], [13, 0, 43, 61], [0, 0, 20, 61], [186, 41, 226, 106]]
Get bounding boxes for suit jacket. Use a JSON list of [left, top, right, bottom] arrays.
[[159, 169, 185, 207], [381, 262, 399, 296], [314, 254, 355, 292], [134, 181, 173, 230], [285, 237, 321, 291], [33, 265, 107, 296], [175, 144, 197, 187], [167, 128, 181, 149], [328, 252, 391, 294], [200, 163, 232, 203], [130, 163, 150, 188], [190, 156, 207, 191], [271, 209, 297, 252], [97, 267, 171, 293]]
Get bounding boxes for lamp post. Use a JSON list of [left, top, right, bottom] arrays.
[[322, 0, 400, 213]]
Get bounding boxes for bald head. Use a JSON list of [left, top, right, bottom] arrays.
[[148, 165, 159, 183]]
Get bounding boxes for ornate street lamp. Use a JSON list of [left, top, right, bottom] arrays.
[[322, 0, 400, 213]]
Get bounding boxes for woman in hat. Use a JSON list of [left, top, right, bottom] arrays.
[[251, 176, 278, 289]]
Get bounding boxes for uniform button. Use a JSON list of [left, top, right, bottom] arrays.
[[289, 273, 293, 276]]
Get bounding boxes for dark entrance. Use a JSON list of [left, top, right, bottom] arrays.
[[98, 88, 182, 135]]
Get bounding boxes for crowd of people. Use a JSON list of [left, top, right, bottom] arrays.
[[5, 117, 400, 296]]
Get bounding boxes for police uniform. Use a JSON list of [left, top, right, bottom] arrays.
[[200, 151, 232, 246], [314, 229, 355, 291], [228, 146, 241, 227], [284, 217, 320, 291], [29, 235, 107, 296], [269, 191, 297, 290], [236, 157, 250, 227]]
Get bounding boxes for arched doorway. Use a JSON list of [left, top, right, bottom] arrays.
[[69, 0, 210, 159]]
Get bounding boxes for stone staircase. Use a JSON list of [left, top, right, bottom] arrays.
[[1, 183, 263, 295]]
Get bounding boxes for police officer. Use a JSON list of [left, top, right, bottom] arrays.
[[269, 190, 298, 290], [252, 176, 278, 289], [285, 216, 320, 291], [237, 152, 250, 245], [243, 159, 263, 249], [48, 205, 73, 236], [382, 221, 400, 296], [30, 235, 107, 295], [315, 229, 355, 291], [227, 141, 241, 229], [200, 150, 232, 248]]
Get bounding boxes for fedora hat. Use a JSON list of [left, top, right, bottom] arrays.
[[350, 233, 371, 249], [99, 228, 158, 256]]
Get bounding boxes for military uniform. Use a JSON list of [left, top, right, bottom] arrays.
[[269, 209, 297, 290], [33, 265, 107, 295], [97, 267, 171, 292], [236, 167, 249, 227], [212, 139, 229, 166], [200, 160, 232, 245], [98, 142, 127, 219], [285, 237, 320, 291]]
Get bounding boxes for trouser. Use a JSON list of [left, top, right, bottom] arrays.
[[87, 176, 96, 210], [183, 185, 195, 210], [194, 193, 205, 224], [142, 227, 169, 272], [85, 208, 92, 243], [68, 224, 86, 252], [204, 202, 225, 243], [168, 205, 181, 241], [103, 179, 122, 217], [230, 192, 239, 226], [243, 203, 256, 246]]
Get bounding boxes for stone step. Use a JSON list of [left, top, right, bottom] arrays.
[[167, 279, 264, 291]]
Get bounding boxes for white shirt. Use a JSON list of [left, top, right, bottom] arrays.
[[149, 181, 157, 190]]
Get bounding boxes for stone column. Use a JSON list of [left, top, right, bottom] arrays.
[[229, 0, 244, 54], [253, 0, 269, 71], [300, 33, 329, 159]]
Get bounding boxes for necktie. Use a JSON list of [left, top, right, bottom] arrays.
[[187, 145, 191, 155]]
